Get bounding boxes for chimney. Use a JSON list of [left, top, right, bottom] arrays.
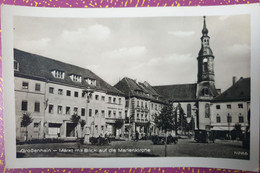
[[232, 76, 237, 85]]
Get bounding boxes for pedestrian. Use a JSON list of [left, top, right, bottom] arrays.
[[135, 131, 139, 142]]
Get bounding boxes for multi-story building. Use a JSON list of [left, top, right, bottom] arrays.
[[210, 77, 250, 139], [14, 49, 125, 142], [114, 77, 165, 137]]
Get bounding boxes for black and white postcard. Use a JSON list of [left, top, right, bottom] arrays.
[[2, 4, 260, 171]]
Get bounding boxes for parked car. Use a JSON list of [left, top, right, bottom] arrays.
[[151, 135, 178, 145]]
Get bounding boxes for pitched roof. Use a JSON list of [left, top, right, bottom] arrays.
[[212, 78, 250, 102], [14, 49, 124, 96], [114, 77, 164, 103], [153, 83, 197, 102]]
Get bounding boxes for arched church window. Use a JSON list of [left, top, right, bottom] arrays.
[[187, 104, 191, 117], [201, 88, 209, 96], [205, 103, 210, 118], [203, 58, 208, 72]]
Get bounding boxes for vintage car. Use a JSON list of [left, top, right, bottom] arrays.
[[151, 135, 178, 145]]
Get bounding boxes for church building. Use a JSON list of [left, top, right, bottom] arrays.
[[154, 16, 221, 141]]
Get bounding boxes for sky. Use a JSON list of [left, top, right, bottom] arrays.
[[14, 14, 250, 92]]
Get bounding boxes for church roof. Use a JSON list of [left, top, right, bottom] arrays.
[[14, 49, 124, 96], [212, 78, 250, 102], [114, 77, 164, 103], [153, 83, 197, 102]]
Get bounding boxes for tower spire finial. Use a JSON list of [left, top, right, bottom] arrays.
[[202, 16, 208, 36]]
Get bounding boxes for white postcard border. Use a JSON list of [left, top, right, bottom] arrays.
[[2, 4, 260, 172]]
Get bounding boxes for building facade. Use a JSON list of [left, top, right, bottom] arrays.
[[14, 49, 125, 142], [114, 77, 165, 138], [210, 78, 250, 139]]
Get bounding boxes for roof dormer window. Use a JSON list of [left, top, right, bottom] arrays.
[[51, 70, 65, 79], [85, 78, 96, 86], [70, 74, 82, 83], [14, 60, 19, 71]]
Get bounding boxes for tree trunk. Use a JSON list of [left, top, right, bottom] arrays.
[[25, 126, 28, 142], [164, 130, 167, 157]]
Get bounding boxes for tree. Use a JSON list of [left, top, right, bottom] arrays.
[[21, 112, 33, 142], [154, 104, 175, 156], [70, 114, 81, 137], [232, 123, 242, 140], [114, 119, 124, 136], [80, 120, 86, 138], [176, 103, 188, 135]]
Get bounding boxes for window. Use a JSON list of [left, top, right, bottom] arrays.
[[238, 104, 243, 109], [227, 114, 232, 123], [137, 101, 140, 107], [145, 102, 148, 108], [151, 103, 154, 109], [66, 106, 70, 115], [187, 104, 191, 117], [216, 114, 221, 123], [89, 109, 92, 117], [73, 107, 78, 114], [49, 104, 54, 114], [119, 98, 122, 104], [227, 104, 231, 109], [57, 105, 62, 114], [21, 101, 28, 111], [34, 102, 40, 112], [66, 90, 71, 96], [81, 108, 85, 116], [74, 91, 78, 97], [85, 78, 96, 86], [126, 100, 129, 107], [81, 92, 85, 98], [95, 110, 99, 117], [108, 110, 112, 117], [205, 103, 210, 118], [52, 70, 64, 79], [119, 111, 122, 118], [58, 89, 63, 95], [14, 61, 19, 71], [108, 97, 112, 103], [49, 87, 54, 94], [239, 115, 244, 123], [141, 102, 143, 108], [69, 74, 82, 82], [35, 83, 41, 91], [101, 110, 105, 118], [202, 88, 209, 96], [145, 114, 148, 120], [137, 113, 140, 120], [33, 122, 39, 131], [113, 111, 116, 117], [101, 96, 105, 101], [216, 105, 220, 109], [95, 95, 99, 100], [22, 82, 29, 89], [113, 98, 116, 103]]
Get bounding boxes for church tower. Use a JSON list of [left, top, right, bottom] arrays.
[[197, 16, 217, 99], [197, 16, 215, 83]]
